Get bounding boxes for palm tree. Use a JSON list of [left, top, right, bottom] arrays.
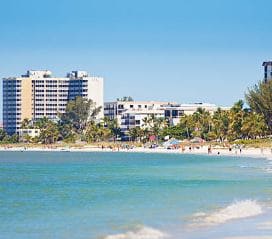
[[227, 100, 245, 141], [246, 80, 272, 131], [21, 118, 31, 128], [103, 117, 121, 141], [241, 112, 268, 139], [128, 127, 143, 142], [39, 120, 59, 144], [212, 108, 229, 142]]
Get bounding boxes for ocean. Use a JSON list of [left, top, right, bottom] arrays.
[[0, 151, 272, 239]]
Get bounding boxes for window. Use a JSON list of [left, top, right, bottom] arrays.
[[172, 110, 178, 118], [165, 110, 171, 117]]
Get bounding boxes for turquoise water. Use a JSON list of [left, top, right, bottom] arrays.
[[0, 151, 272, 239]]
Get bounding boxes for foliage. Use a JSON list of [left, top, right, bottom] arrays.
[[60, 96, 101, 134], [21, 118, 32, 128], [85, 121, 111, 142], [37, 118, 59, 144], [2, 133, 19, 143], [245, 80, 272, 130], [103, 117, 122, 141], [117, 96, 134, 101], [0, 129, 6, 141], [159, 125, 187, 140], [128, 127, 144, 141]]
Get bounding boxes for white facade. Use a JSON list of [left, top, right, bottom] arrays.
[[87, 77, 104, 119], [177, 103, 229, 115], [120, 108, 165, 135], [104, 100, 172, 123], [104, 101, 172, 139], [18, 128, 41, 138], [104, 101, 230, 137], [161, 103, 231, 126]]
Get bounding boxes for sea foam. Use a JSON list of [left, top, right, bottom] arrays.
[[104, 226, 168, 239], [193, 200, 263, 226]]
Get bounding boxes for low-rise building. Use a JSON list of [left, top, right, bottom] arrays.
[[120, 109, 165, 139], [104, 101, 171, 139], [104, 100, 170, 122], [105, 100, 230, 140], [161, 103, 230, 126], [18, 128, 41, 138]]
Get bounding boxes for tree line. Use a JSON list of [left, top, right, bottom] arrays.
[[0, 80, 271, 144]]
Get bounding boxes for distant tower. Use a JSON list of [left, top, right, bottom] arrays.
[[262, 61, 272, 82]]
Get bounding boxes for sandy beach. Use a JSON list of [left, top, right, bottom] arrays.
[[1, 144, 272, 160]]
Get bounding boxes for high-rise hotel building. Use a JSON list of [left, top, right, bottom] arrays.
[[3, 70, 104, 135], [263, 61, 272, 82]]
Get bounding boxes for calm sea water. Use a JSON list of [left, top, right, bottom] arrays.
[[0, 151, 272, 239]]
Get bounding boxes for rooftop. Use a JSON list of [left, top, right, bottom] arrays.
[[262, 61, 272, 66]]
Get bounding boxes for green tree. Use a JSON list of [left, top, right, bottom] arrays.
[[212, 108, 229, 142], [227, 100, 245, 141], [241, 112, 268, 139], [58, 123, 76, 143], [128, 126, 143, 142], [191, 108, 212, 140], [179, 114, 195, 139], [0, 129, 7, 141], [159, 125, 186, 140], [61, 96, 101, 134], [245, 80, 272, 131], [142, 115, 166, 142], [103, 117, 121, 141], [37, 119, 59, 144], [21, 118, 32, 128], [3, 134, 19, 144], [84, 121, 110, 142]]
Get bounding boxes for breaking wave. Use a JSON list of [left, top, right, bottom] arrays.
[[103, 226, 168, 239], [192, 200, 263, 226], [104, 226, 168, 239]]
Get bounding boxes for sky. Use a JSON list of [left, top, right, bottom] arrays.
[[1, 0, 272, 119]]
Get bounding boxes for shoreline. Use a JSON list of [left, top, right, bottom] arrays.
[[0, 145, 272, 160]]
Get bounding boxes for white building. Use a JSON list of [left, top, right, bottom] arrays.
[[120, 109, 165, 139], [104, 100, 170, 122], [104, 101, 171, 139], [161, 103, 230, 126], [18, 128, 41, 138], [104, 100, 230, 140]]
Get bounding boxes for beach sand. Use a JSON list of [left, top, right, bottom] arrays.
[[0, 144, 272, 160]]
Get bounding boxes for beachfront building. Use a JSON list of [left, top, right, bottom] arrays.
[[161, 103, 230, 126], [104, 101, 171, 139], [3, 70, 104, 135], [263, 61, 272, 82], [104, 100, 169, 122], [18, 128, 41, 139], [120, 109, 165, 140], [104, 101, 230, 139]]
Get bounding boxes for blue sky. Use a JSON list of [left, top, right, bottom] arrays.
[[1, 0, 272, 119]]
